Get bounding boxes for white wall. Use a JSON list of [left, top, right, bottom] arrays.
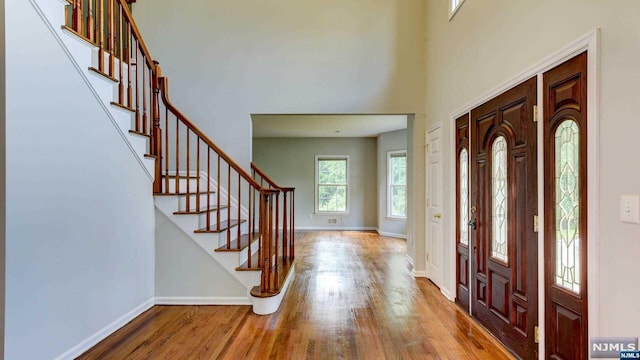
[[132, 0, 426, 170], [155, 210, 246, 298], [422, 0, 640, 340], [252, 138, 377, 230], [0, 0, 6, 354], [5, 1, 156, 358], [377, 130, 407, 237]]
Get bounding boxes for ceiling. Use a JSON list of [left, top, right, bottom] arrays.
[[251, 114, 408, 138]]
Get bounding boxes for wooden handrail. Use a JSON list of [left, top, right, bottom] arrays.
[[117, 0, 155, 69], [159, 78, 266, 192]]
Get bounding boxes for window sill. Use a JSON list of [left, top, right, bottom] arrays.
[[386, 216, 407, 221]]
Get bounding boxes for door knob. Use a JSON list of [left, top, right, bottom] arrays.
[[433, 213, 442, 219], [469, 218, 477, 230]]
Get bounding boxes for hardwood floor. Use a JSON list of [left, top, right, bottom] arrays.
[[79, 231, 515, 359]]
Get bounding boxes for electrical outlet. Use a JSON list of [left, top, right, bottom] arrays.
[[620, 195, 640, 224]]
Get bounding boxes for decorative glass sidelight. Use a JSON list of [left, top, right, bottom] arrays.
[[459, 149, 469, 246], [491, 136, 508, 262], [554, 120, 581, 293]]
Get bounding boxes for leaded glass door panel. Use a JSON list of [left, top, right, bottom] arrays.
[[544, 52, 588, 360], [470, 76, 538, 359]]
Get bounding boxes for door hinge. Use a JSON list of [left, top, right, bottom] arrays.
[[426, 198, 431, 207], [533, 105, 539, 122], [425, 143, 430, 153], [534, 326, 540, 343], [534, 215, 539, 233], [426, 253, 430, 262]]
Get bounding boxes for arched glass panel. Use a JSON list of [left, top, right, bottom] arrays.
[[459, 149, 469, 246], [492, 136, 508, 262], [555, 120, 580, 293]]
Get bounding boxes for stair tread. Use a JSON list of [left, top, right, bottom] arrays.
[[155, 191, 216, 196], [173, 205, 228, 215], [194, 219, 246, 233], [111, 101, 135, 113], [250, 260, 294, 298], [162, 174, 200, 179], [88, 66, 118, 83], [216, 232, 260, 253], [129, 130, 151, 138]]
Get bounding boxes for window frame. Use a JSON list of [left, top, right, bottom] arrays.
[[315, 155, 350, 214], [449, 0, 466, 20], [387, 150, 407, 219]]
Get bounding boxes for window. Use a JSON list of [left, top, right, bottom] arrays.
[[449, 0, 466, 20], [316, 156, 348, 213], [387, 150, 407, 218]]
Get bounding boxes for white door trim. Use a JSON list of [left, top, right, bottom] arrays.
[[446, 29, 600, 359]]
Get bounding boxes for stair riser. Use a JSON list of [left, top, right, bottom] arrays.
[[216, 223, 250, 248], [196, 209, 229, 229], [178, 193, 218, 212], [162, 178, 209, 194], [238, 239, 261, 265]]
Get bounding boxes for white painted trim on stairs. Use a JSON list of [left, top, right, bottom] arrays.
[[155, 297, 252, 306], [29, 0, 154, 181], [53, 298, 154, 360], [296, 226, 377, 231], [375, 229, 407, 239]]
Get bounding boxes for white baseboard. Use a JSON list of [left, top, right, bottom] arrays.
[[296, 226, 377, 231], [440, 287, 455, 302], [375, 229, 407, 239], [54, 298, 154, 360], [155, 296, 252, 306], [413, 270, 427, 278]]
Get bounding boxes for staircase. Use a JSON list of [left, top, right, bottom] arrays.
[[40, 0, 295, 315]]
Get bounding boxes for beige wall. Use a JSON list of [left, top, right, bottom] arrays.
[[422, 0, 640, 342], [253, 138, 377, 230], [132, 0, 426, 169]]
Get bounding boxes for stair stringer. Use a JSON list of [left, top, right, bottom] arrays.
[[154, 196, 261, 292], [30, 0, 155, 180]]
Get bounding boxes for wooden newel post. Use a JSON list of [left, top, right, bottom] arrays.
[[152, 61, 162, 193], [260, 191, 270, 293]]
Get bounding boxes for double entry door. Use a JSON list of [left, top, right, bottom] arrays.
[[455, 53, 589, 359], [456, 77, 539, 359]]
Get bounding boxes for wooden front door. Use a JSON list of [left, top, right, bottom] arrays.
[[470, 76, 538, 359], [543, 52, 588, 360], [455, 114, 470, 311]]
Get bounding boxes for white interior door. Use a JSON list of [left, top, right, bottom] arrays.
[[426, 124, 443, 287]]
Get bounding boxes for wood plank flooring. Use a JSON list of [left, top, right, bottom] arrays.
[[79, 231, 515, 359]]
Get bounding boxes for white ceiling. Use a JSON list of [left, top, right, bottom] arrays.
[[251, 114, 408, 138]]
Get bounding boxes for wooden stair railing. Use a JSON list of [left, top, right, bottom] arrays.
[[64, 0, 293, 297], [252, 164, 295, 264]]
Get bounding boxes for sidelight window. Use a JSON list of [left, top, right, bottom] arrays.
[[554, 120, 581, 293]]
